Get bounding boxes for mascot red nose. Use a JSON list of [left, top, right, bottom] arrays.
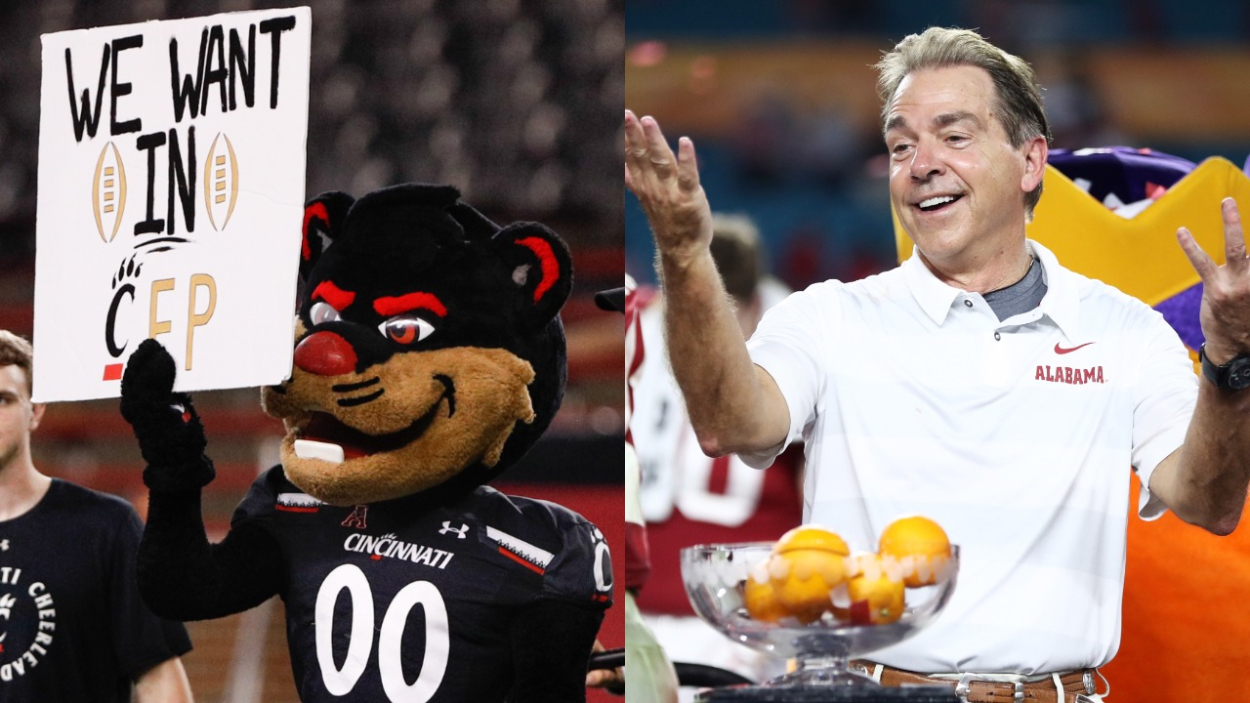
[[120, 183, 613, 702]]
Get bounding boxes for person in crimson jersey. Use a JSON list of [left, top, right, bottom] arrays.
[[631, 216, 802, 692], [607, 275, 680, 702]]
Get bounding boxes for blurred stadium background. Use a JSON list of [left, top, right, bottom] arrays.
[[0, 1, 624, 701], [626, 0, 1250, 289], [626, 1, 1250, 699]]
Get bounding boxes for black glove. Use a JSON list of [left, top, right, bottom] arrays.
[[120, 338, 215, 491]]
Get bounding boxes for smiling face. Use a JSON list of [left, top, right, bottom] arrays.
[[885, 65, 1047, 277], [274, 185, 571, 506]]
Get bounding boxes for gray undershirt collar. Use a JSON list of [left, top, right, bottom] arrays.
[[983, 257, 1046, 321]]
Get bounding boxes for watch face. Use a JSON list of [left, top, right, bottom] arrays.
[[1229, 358, 1250, 391]]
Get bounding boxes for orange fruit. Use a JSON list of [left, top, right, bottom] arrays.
[[774, 550, 849, 622], [776, 525, 851, 557], [771, 525, 850, 622], [743, 571, 787, 623], [846, 554, 906, 625], [878, 515, 951, 587]]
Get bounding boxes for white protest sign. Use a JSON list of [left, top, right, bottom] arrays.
[[33, 8, 311, 402]]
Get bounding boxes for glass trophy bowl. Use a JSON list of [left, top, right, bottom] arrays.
[[681, 542, 959, 687]]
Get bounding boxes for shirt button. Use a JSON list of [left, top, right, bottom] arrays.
[[964, 300, 973, 308], [994, 332, 1001, 341]]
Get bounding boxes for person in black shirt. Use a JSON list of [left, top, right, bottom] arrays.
[[0, 330, 193, 702]]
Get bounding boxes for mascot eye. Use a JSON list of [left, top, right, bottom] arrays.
[[379, 315, 436, 345], [309, 302, 342, 325]]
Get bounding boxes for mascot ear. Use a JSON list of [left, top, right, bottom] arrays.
[[495, 223, 573, 327], [449, 201, 502, 242], [300, 191, 355, 281]]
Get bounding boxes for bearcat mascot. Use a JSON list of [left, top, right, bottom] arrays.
[[119, 184, 612, 702]]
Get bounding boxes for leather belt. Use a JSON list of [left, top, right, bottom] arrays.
[[850, 661, 1097, 703]]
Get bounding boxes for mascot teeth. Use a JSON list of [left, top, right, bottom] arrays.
[[293, 439, 345, 464]]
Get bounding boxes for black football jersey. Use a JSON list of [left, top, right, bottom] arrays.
[[231, 467, 612, 702]]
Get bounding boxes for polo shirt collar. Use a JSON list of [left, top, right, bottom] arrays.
[[899, 248, 964, 326], [900, 239, 1081, 338], [1028, 239, 1081, 340]]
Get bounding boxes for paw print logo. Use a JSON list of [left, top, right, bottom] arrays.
[[111, 253, 143, 291], [103, 254, 145, 375]]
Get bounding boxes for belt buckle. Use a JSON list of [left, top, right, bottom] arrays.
[[954, 674, 1024, 703], [954, 675, 971, 702]]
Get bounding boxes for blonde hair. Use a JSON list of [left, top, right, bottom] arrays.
[[709, 213, 761, 303], [0, 330, 33, 398], [875, 27, 1051, 217]]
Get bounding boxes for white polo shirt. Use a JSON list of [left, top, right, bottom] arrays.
[[745, 240, 1197, 674]]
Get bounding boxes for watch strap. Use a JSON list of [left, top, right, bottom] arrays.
[[1199, 343, 1250, 391]]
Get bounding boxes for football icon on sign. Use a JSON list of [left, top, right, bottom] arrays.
[[203, 132, 240, 231], [91, 141, 127, 243]]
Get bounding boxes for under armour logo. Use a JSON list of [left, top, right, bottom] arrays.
[[341, 505, 369, 530], [0, 540, 8, 552], [439, 521, 469, 539]]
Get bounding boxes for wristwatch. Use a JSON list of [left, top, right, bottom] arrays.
[[1199, 343, 1250, 391]]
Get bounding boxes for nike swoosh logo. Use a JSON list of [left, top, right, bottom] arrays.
[[1054, 341, 1095, 355]]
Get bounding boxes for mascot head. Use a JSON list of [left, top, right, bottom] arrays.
[[262, 184, 572, 505]]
